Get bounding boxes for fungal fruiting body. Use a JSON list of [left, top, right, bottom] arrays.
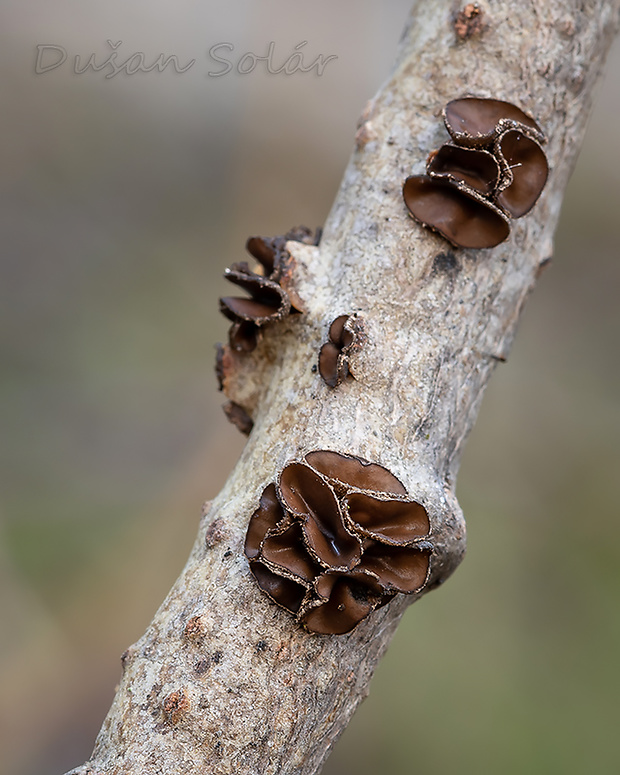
[[403, 97, 548, 248], [244, 450, 432, 634], [216, 225, 319, 434], [219, 225, 319, 353], [318, 314, 364, 388]]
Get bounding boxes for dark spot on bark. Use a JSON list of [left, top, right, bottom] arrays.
[[453, 4, 486, 40], [204, 519, 225, 550], [184, 615, 205, 640], [255, 640, 268, 653], [120, 648, 132, 668], [194, 659, 211, 675], [212, 650, 223, 664], [162, 688, 191, 724], [432, 251, 460, 275], [144, 682, 162, 711]]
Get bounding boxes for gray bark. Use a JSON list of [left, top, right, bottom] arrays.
[[66, 1, 619, 773]]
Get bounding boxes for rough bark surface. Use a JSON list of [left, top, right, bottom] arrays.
[[66, 2, 619, 774]]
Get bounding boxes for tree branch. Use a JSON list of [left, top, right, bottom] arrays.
[[66, 1, 619, 773]]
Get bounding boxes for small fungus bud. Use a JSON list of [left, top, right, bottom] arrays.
[[244, 451, 432, 634], [318, 314, 364, 387]]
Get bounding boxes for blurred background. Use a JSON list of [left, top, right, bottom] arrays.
[[1, 2, 619, 774]]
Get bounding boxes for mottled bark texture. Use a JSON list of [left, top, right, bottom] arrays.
[[66, 2, 619, 773]]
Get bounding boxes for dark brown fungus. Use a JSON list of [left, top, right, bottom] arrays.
[[244, 451, 433, 634], [305, 450, 407, 496], [443, 97, 544, 147], [427, 144, 499, 195], [328, 315, 355, 350], [215, 343, 226, 391], [403, 98, 548, 247], [358, 543, 431, 594], [218, 226, 319, 355], [222, 401, 254, 436], [494, 130, 549, 217], [228, 320, 260, 353], [318, 341, 345, 388], [346, 492, 430, 545], [244, 483, 288, 560], [318, 314, 363, 388], [278, 462, 337, 518], [300, 571, 384, 635], [278, 463, 361, 569], [245, 236, 277, 275], [403, 175, 510, 249], [261, 522, 319, 583], [250, 561, 307, 614], [219, 263, 290, 326]]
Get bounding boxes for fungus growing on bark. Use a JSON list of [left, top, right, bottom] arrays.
[[216, 226, 320, 433], [403, 97, 548, 248], [443, 97, 544, 147], [403, 175, 510, 249], [494, 129, 549, 217], [318, 314, 364, 387], [220, 270, 289, 322], [222, 401, 254, 436], [218, 226, 319, 353], [244, 451, 432, 634], [304, 449, 407, 496], [427, 144, 500, 195]]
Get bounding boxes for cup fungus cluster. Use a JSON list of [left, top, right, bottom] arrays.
[[244, 450, 432, 635], [219, 226, 318, 352], [318, 314, 364, 388], [403, 97, 548, 248]]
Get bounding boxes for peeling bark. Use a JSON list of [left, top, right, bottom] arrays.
[[66, 1, 619, 773]]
